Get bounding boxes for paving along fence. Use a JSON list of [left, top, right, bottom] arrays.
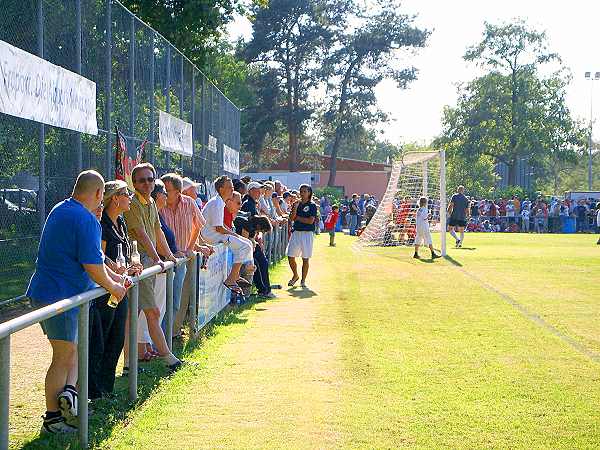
[[0, 223, 290, 449], [0, 0, 241, 305]]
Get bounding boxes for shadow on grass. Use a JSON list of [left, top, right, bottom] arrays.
[[287, 287, 317, 299], [455, 247, 477, 251], [19, 295, 269, 450], [443, 254, 463, 267]]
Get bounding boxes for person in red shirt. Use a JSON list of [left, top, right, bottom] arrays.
[[324, 205, 339, 246], [224, 191, 242, 229]]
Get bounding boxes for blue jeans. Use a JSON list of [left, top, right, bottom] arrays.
[[349, 215, 358, 235], [161, 263, 187, 335]]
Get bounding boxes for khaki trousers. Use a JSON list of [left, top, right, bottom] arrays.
[[173, 259, 196, 334]]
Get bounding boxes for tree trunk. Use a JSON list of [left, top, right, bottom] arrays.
[[507, 160, 518, 186], [289, 124, 298, 171]]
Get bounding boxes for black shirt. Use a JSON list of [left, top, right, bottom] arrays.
[[100, 212, 131, 265], [234, 216, 257, 239], [241, 196, 258, 217], [293, 201, 318, 232], [450, 193, 469, 221]]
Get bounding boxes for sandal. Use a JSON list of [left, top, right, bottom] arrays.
[[288, 276, 299, 287], [236, 277, 252, 288], [223, 282, 243, 294], [138, 351, 152, 362]]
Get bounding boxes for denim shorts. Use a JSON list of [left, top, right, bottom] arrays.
[[30, 299, 79, 343]]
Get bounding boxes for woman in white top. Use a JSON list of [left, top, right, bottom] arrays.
[[414, 196, 440, 260], [201, 176, 254, 293]]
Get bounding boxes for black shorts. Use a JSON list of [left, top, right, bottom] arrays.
[[448, 218, 467, 228]]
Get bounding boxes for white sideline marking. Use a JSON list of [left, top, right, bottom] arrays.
[[455, 265, 600, 364]]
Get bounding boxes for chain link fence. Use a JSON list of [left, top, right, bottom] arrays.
[[0, 0, 241, 304]]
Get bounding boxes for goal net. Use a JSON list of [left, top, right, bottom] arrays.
[[353, 151, 447, 255]]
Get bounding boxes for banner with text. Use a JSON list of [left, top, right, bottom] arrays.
[[207, 134, 217, 153], [0, 39, 98, 135], [197, 244, 231, 328], [158, 110, 193, 156], [223, 144, 239, 175]]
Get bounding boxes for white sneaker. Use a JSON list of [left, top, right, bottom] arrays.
[[40, 415, 77, 434], [263, 292, 277, 299], [57, 387, 78, 425], [300, 281, 307, 288]]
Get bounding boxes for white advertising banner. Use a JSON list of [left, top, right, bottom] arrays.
[[223, 144, 239, 175], [158, 110, 193, 156], [207, 134, 217, 153], [0, 39, 98, 135], [197, 244, 231, 328]]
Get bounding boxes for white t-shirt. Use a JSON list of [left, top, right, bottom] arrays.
[[521, 209, 530, 219], [416, 207, 429, 230], [201, 195, 226, 244], [506, 203, 515, 217]]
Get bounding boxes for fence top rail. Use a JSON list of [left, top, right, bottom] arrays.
[[0, 254, 192, 340]]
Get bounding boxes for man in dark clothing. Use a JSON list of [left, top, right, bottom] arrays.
[[240, 181, 273, 297], [447, 185, 470, 248]]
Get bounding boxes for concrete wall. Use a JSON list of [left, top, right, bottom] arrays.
[[315, 171, 391, 200]]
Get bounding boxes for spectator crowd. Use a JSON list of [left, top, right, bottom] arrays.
[[463, 195, 600, 234], [26, 165, 331, 435]]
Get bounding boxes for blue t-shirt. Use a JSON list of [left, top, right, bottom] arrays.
[[159, 215, 178, 254], [26, 198, 104, 303], [293, 201, 318, 232]]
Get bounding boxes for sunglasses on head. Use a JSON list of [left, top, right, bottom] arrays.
[[116, 191, 134, 198], [135, 176, 155, 184]]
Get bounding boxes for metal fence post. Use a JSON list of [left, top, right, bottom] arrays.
[[128, 283, 139, 402], [0, 336, 10, 450], [104, 0, 112, 178], [128, 15, 135, 137], [189, 255, 198, 334], [77, 303, 89, 448], [37, 0, 45, 233], [75, 0, 83, 172], [165, 45, 171, 168], [165, 267, 174, 351]]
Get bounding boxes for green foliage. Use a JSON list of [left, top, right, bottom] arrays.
[[314, 186, 345, 204], [322, 0, 429, 185], [438, 19, 585, 191]]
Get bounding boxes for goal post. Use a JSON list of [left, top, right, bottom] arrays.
[[354, 150, 447, 255]]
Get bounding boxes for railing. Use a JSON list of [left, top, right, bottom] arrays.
[[0, 224, 291, 450], [468, 214, 597, 233]]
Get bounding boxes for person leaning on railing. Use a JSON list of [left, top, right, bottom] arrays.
[[242, 182, 276, 298], [122, 163, 182, 373], [88, 180, 143, 401], [26, 170, 127, 435]]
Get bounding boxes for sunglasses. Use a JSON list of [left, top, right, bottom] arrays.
[[135, 176, 155, 184], [116, 191, 134, 199]]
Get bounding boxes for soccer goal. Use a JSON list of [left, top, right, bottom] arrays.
[[354, 150, 447, 255]]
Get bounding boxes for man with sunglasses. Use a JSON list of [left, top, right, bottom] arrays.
[[123, 163, 181, 372]]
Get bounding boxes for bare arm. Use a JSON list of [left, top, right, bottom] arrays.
[[83, 263, 126, 300], [155, 222, 176, 262], [185, 214, 202, 254], [447, 202, 454, 216], [132, 225, 160, 262]]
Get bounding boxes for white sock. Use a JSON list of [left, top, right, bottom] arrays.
[[449, 229, 458, 240], [160, 353, 180, 366]]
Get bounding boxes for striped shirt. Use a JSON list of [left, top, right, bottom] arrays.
[[160, 194, 205, 252]]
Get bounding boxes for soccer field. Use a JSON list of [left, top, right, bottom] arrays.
[[15, 232, 600, 449]]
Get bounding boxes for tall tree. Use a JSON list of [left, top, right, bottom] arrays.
[[119, 0, 245, 69], [464, 19, 560, 184], [242, 0, 345, 171], [322, 1, 429, 185]]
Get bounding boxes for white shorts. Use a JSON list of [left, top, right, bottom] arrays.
[[414, 227, 432, 246], [286, 231, 315, 259]]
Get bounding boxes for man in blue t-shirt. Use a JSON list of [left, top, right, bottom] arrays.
[[26, 170, 126, 434]]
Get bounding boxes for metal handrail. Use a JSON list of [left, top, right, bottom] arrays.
[[0, 225, 290, 450], [0, 254, 190, 450]]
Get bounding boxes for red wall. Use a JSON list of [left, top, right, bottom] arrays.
[[315, 171, 391, 200]]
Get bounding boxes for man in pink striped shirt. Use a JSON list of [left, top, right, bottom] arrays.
[[160, 173, 206, 336]]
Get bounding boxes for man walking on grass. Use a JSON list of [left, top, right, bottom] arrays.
[[27, 170, 127, 434], [447, 185, 470, 248]]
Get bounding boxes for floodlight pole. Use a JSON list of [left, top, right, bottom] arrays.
[[439, 149, 447, 256], [585, 71, 600, 190]]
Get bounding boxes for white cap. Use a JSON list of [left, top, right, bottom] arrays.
[[247, 181, 263, 190], [181, 177, 200, 192]]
